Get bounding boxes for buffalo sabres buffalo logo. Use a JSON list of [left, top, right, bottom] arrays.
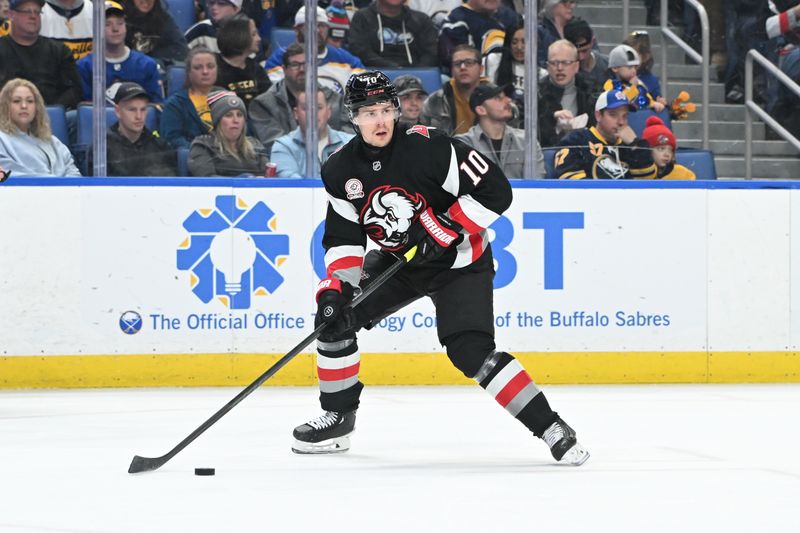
[[592, 154, 629, 180], [361, 186, 426, 250]]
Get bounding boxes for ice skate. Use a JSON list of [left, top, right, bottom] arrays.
[[541, 417, 590, 466], [291, 410, 356, 454]]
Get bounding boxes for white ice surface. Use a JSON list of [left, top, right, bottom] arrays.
[[1, 384, 799, 533]]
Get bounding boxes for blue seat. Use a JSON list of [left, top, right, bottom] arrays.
[[76, 105, 160, 147], [269, 27, 296, 53], [626, 108, 672, 137], [177, 147, 190, 176], [675, 149, 717, 180], [166, 65, 186, 97], [380, 67, 442, 96], [543, 147, 558, 179], [162, 0, 196, 33], [46, 105, 69, 146]]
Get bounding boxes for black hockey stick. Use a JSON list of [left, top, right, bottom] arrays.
[[128, 246, 416, 474]]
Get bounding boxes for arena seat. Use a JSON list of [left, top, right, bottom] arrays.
[[626, 108, 672, 137], [177, 147, 190, 176], [76, 105, 160, 148], [46, 106, 69, 146], [543, 147, 558, 178], [162, 0, 196, 33], [166, 65, 186, 96], [269, 28, 296, 54], [675, 149, 717, 180], [380, 67, 442, 96]]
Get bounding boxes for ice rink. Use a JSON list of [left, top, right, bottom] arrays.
[[1, 384, 798, 533]]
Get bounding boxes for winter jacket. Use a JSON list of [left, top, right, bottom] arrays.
[[0, 129, 81, 177], [270, 126, 354, 177], [106, 123, 177, 176], [420, 81, 458, 134], [537, 16, 560, 68], [455, 123, 544, 179], [160, 89, 212, 149], [538, 73, 600, 147], [188, 134, 267, 176], [348, 3, 439, 67], [249, 80, 350, 154]]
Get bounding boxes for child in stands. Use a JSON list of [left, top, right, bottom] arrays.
[[642, 116, 695, 180], [604, 44, 665, 113]]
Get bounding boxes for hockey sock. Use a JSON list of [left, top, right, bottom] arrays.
[[474, 351, 558, 437], [317, 338, 364, 413]]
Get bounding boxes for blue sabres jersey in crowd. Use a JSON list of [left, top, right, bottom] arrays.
[[76, 49, 164, 103]]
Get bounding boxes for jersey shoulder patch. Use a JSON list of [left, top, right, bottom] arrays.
[[405, 124, 434, 138]]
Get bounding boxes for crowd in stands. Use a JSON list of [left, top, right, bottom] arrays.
[[1, 0, 799, 180]]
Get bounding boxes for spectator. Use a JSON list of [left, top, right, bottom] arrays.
[[188, 89, 267, 176], [100, 82, 176, 176], [0, 78, 81, 176], [185, 0, 241, 53], [76, 1, 163, 103], [439, 0, 520, 71], [538, 39, 598, 148], [407, 0, 460, 31], [767, 1, 800, 137], [493, 22, 525, 118], [122, 0, 188, 68], [641, 115, 695, 180], [216, 13, 270, 106], [347, 0, 438, 68], [270, 88, 353, 177], [394, 74, 427, 124], [455, 81, 543, 179], [563, 17, 608, 90], [722, 0, 771, 104], [0, 0, 82, 110], [624, 31, 664, 102], [40, 0, 92, 61], [554, 89, 656, 180], [603, 44, 665, 113], [264, 6, 364, 94], [537, 0, 575, 68], [1, 0, 10, 36], [421, 44, 483, 135], [251, 42, 349, 154], [160, 46, 218, 148], [325, 0, 350, 48]]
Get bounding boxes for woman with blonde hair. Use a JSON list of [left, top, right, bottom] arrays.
[[188, 89, 266, 177], [0, 78, 81, 177]]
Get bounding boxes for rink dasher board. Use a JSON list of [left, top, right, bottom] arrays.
[[0, 178, 799, 387]]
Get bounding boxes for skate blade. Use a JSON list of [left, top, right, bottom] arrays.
[[291, 435, 351, 455], [559, 443, 590, 466]]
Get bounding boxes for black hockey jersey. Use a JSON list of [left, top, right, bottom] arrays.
[[320, 123, 512, 287], [554, 126, 657, 180]]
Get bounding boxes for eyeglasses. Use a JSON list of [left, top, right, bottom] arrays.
[[13, 7, 42, 15], [547, 59, 578, 68], [285, 61, 306, 70], [452, 58, 480, 68]]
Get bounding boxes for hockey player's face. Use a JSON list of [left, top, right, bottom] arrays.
[[595, 107, 629, 142], [355, 102, 396, 147]]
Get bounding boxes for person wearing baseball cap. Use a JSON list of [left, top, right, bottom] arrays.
[[603, 43, 665, 113], [185, 0, 242, 53], [394, 75, 428, 124], [553, 88, 656, 180], [104, 81, 177, 176], [76, 1, 164, 104], [188, 89, 267, 176], [641, 115, 695, 180], [455, 81, 544, 179]]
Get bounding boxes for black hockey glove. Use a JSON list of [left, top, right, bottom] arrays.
[[406, 207, 462, 266], [316, 277, 356, 330], [0, 169, 10, 183]]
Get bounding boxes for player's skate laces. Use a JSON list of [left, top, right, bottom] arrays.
[[541, 417, 590, 466], [291, 410, 356, 454]]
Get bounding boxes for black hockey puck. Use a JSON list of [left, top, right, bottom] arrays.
[[194, 467, 215, 476]]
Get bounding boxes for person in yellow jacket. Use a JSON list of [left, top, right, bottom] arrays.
[[641, 116, 696, 180], [603, 44, 665, 113]]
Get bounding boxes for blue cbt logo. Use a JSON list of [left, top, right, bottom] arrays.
[[177, 195, 289, 309]]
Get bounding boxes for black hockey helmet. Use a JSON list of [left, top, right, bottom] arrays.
[[344, 71, 400, 117]]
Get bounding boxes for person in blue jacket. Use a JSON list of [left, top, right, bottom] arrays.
[[76, 1, 163, 103], [160, 46, 219, 148]]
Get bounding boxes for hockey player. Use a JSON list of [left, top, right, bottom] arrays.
[[554, 89, 657, 180], [292, 71, 590, 466]]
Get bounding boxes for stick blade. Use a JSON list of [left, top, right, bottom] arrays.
[[128, 454, 168, 474]]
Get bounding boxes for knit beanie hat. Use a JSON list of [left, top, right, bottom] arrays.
[[642, 116, 676, 150], [208, 90, 247, 128]]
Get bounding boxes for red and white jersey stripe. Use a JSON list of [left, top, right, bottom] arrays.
[[317, 351, 361, 394], [324, 245, 365, 287]]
